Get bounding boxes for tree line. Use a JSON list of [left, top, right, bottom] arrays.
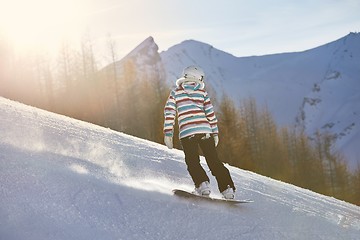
[[215, 94, 360, 205], [1, 35, 359, 206]]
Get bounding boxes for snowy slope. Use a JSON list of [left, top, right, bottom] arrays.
[[1, 97, 359, 240], [110, 33, 360, 169], [298, 33, 360, 163]]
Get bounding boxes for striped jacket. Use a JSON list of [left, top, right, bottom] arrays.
[[164, 82, 219, 139]]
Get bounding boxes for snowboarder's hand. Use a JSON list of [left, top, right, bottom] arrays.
[[164, 136, 173, 149], [213, 135, 219, 147]]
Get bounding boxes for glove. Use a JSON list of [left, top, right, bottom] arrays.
[[164, 136, 173, 149], [213, 135, 219, 147]]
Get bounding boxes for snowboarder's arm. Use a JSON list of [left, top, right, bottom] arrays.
[[164, 90, 176, 138], [204, 93, 219, 135]]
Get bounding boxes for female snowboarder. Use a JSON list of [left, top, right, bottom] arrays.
[[163, 66, 236, 199]]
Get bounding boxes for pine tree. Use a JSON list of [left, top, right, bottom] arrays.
[[240, 97, 262, 171], [217, 94, 243, 166], [350, 166, 360, 205]]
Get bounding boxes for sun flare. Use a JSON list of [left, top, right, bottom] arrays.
[[0, 0, 87, 53]]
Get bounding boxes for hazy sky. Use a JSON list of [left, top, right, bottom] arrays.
[[1, 0, 360, 60]]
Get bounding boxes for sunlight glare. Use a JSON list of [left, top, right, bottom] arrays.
[[0, 0, 87, 54]]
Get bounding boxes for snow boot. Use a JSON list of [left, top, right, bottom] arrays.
[[221, 186, 235, 199], [194, 181, 211, 196]]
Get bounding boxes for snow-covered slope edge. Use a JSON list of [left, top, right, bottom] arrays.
[[0, 97, 359, 240]]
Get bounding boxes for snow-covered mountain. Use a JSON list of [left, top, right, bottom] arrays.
[[106, 36, 165, 83], [110, 33, 360, 170], [1, 97, 359, 240]]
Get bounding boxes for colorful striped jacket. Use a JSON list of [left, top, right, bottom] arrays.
[[163, 81, 219, 139]]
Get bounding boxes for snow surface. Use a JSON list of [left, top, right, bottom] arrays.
[[0, 97, 359, 240]]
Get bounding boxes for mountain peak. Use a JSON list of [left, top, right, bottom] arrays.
[[347, 31, 360, 37], [180, 39, 213, 47], [167, 38, 224, 55], [125, 36, 158, 58], [113, 36, 163, 82]]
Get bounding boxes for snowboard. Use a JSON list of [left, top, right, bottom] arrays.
[[173, 189, 253, 204]]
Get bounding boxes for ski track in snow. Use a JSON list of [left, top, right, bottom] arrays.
[[0, 97, 359, 240]]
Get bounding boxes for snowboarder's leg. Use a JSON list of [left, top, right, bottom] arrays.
[[181, 136, 210, 187], [199, 136, 236, 193]]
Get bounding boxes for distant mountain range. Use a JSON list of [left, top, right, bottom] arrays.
[[110, 32, 360, 170]]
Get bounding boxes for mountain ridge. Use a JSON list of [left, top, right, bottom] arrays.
[[111, 32, 360, 169]]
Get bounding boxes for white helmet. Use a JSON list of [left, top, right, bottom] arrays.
[[182, 66, 205, 81]]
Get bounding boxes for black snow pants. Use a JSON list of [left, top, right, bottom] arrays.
[[180, 134, 235, 193]]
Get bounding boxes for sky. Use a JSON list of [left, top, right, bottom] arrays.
[[1, 0, 360, 61]]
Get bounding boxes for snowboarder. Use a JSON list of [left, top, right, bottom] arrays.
[[163, 66, 236, 199]]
